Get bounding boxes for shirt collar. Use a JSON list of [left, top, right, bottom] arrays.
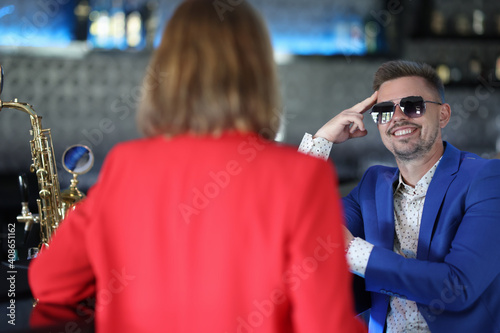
[[393, 157, 443, 195]]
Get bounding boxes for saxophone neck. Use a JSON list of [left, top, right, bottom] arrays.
[[1, 99, 37, 117], [0, 99, 43, 135]]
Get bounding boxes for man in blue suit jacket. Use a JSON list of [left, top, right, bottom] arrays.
[[299, 60, 500, 332]]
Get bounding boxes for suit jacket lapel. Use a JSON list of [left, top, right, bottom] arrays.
[[375, 169, 398, 250], [417, 142, 460, 259]]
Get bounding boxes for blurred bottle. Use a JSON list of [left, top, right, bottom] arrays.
[[109, 0, 126, 49], [472, 0, 485, 36], [436, 53, 462, 85], [454, 2, 472, 36], [126, 12, 142, 49], [467, 52, 483, 82], [145, 0, 159, 50], [496, 13, 500, 36], [88, 0, 111, 48], [436, 63, 451, 85], [455, 12, 471, 36], [430, 8, 446, 36], [334, 6, 365, 56], [124, 0, 147, 50], [483, 1, 500, 36], [364, 19, 379, 54], [363, 10, 388, 55], [74, 0, 91, 41]]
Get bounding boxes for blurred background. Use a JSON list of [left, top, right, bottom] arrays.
[[0, 0, 499, 259], [0, 0, 499, 329]]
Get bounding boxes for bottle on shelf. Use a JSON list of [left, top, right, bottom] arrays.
[[362, 7, 388, 56], [467, 52, 483, 82], [430, 8, 446, 36], [124, 0, 147, 50], [496, 13, 500, 36], [109, 0, 126, 49], [472, 0, 485, 36], [436, 63, 451, 85], [145, 0, 159, 50], [472, 8, 485, 35], [435, 53, 462, 85], [455, 12, 472, 36]]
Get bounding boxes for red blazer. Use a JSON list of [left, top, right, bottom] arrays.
[[29, 132, 366, 333]]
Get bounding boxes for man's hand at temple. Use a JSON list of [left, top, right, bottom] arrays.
[[314, 91, 378, 143]]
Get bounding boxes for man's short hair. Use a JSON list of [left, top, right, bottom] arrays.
[[373, 60, 445, 102]]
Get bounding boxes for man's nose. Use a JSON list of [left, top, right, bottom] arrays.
[[390, 104, 408, 122]]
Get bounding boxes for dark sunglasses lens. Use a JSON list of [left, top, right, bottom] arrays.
[[371, 102, 395, 124], [400, 96, 425, 118]]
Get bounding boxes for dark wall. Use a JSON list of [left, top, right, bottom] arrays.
[[0, 52, 498, 190]]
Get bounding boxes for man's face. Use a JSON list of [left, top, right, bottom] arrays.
[[376, 76, 449, 162]]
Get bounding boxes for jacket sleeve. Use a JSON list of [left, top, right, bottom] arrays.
[[28, 199, 98, 329], [28, 195, 96, 306], [341, 171, 374, 315], [286, 158, 366, 333], [342, 172, 368, 240], [364, 159, 500, 312]]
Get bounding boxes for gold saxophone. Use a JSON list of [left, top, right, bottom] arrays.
[[0, 65, 92, 256]]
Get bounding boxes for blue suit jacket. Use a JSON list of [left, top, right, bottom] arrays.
[[343, 142, 500, 333]]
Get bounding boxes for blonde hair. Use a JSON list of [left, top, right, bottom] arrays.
[[137, 0, 281, 139]]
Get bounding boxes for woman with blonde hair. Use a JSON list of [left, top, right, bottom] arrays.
[[29, 1, 365, 332]]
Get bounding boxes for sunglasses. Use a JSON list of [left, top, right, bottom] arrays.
[[370, 96, 442, 124]]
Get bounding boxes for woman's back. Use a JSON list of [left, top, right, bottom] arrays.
[[30, 133, 364, 332]]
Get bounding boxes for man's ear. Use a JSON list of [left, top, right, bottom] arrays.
[[439, 103, 451, 129]]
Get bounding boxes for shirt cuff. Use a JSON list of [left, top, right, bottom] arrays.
[[346, 237, 374, 278], [297, 133, 333, 161]]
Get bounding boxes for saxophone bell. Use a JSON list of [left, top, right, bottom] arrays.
[[60, 144, 94, 218]]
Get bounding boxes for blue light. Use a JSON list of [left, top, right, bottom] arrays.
[[0, 2, 75, 47], [0, 5, 14, 19], [268, 12, 367, 56]]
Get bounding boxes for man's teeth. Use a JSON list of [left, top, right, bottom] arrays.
[[394, 128, 414, 136]]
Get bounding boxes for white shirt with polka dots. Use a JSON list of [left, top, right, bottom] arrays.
[[298, 132, 442, 333], [384, 160, 440, 333], [297, 133, 333, 161]]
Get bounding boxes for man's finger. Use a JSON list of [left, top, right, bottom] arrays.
[[347, 116, 365, 133], [350, 91, 378, 114], [351, 129, 368, 139]]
